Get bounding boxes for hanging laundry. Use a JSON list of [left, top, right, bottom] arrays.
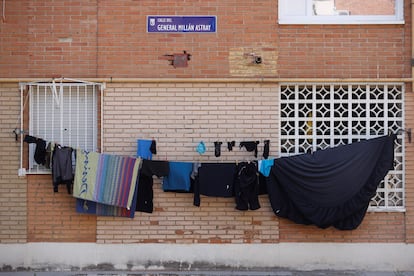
[[196, 141, 206, 155], [162, 161, 193, 192], [136, 159, 169, 213], [240, 141, 260, 157], [190, 162, 202, 181], [76, 199, 97, 214], [227, 141, 235, 151], [24, 135, 47, 165], [193, 163, 236, 206], [76, 175, 139, 218], [52, 146, 74, 194], [73, 149, 141, 210], [214, 141, 222, 157], [137, 139, 153, 160], [258, 158, 274, 177], [150, 140, 157, 155], [234, 161, 260, 211], [76, 199, 136, 218], [263, 140, 270, 159], [258, 173, 268, 195], [266, 135, 396, 230], [44, 142, 54, 169]]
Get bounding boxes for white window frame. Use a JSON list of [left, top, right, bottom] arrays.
[[279, 83, 405, 211], [278, 0, 404, 25], [19, 78, 104, 174]]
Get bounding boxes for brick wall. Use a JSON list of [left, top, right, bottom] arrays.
[[279, 213, 406, 243], [0, 81, 412, 244], [277, 25, 409, 79], [0, 0, 98, 78], [98, 83, 280, 244], [405, 90, 414, 243], [335, 0, 394, 15], [94, 83, 408, 244], [27, 175, 96, 242], [102, 83, 279, 158], [0, 0, 413, 245], [1, 1, 409, 79], [0, 84, 27, 243], [0, 0, 278, 78]]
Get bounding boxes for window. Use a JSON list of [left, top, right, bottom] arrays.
[[20, 79, 103, 174], [279, 0, 404, 24], [279, 83, 405, 211]]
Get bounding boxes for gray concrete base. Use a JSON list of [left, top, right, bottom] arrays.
[[0, 271, 367, 275], [1, 243, 414, 272], [1, 271, 414, 276]]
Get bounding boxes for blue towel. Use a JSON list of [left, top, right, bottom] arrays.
[[162, 161, 193, 192], [258, 158, 275, 177], [137, 139, 153, 160]]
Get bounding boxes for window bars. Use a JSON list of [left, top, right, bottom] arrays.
[[19, 78, 104, 174]]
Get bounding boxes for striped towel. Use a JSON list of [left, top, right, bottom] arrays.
[[76, 199, 136, 218], [76, 173, 140, 218], [73, 149, 141, 209]]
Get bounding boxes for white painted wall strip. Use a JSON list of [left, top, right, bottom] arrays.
[[0, 243, 413, 271]]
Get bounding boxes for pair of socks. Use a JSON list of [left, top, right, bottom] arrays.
[[214, 141, 235, 157], [240, 141, 260, 158], [215, 140, 270, 158], [239, 140, 270, 159]]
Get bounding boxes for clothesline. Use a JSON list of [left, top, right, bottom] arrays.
[[23, 134, 398, 230], [75, 134, 397, 230], [137, 138, 272, 160]]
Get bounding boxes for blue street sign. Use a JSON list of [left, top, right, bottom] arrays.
[[147, 16, 217, 33]]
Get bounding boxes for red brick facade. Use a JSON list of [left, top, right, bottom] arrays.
[[0, 0, 413, 246], [1, 0, 409, 79]]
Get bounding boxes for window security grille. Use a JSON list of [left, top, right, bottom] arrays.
[[279, 83, 405, 211], [25, 81, 100, 174]]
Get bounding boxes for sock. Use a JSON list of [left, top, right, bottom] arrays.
[[227, 141, 235, 151], [240, 141, 260, 158], [150, 140, 157, 154], [263, 140, 270, 159], [214, 141, 222, 157]]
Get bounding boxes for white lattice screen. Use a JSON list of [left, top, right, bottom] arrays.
[[279, 83, 405, 211]]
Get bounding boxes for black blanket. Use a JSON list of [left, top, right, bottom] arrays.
[[266, 135, 396, 230]]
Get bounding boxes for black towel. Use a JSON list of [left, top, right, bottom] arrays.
[[266, 135, 396, 230]]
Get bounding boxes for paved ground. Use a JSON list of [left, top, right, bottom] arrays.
[[1, 270, 414, 276]]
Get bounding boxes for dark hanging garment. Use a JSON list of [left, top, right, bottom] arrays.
[[44, 142, 54, 169], [24, 135, 47, 165], [266, 135, 396, 230], [52, 146, 74, 194], [193, 163, 236, 206], [263, 140, 270, 159], [240, 141, 260, 157], [150, 140, 157, 155], [34, 138, 47, 165], [234, 161, 261, 211], [136, 160, 169, 213]]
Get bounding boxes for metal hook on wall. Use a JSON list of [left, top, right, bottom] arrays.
[[12, 128, 26, 142]]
